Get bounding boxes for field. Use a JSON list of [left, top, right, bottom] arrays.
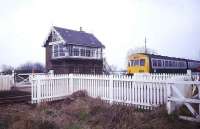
[[0, 91, 199, 129]]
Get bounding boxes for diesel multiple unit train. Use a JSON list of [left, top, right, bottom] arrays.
[[127, 53, 200, 74]]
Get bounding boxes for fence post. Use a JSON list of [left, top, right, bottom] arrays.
[[109, 75, 113, 104], [37, 77, 41, 103], [12, 70, 15, 86], [69, 74, 73, 94], [198, 85, 200, 117], [167, 84, 175, 114]]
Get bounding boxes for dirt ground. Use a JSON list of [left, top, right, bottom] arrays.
[[0, 91, 199, 129]]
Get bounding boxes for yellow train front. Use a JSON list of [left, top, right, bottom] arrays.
[[127, 53, 200, 74], [127, 53, 150, 74]]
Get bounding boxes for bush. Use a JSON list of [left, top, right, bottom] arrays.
[[66, 123, 82, 129]]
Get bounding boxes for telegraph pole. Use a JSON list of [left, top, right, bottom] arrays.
[[144, 36, 147, 53]]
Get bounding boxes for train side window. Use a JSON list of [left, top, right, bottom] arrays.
[[184, 62, 187, 68], [152, 59, 157, 67], [179, 61, 182, 67], [189, 62, 193, 68], [175, 61, 177, 67], [172, 61, 176, 67], [165, 60, 169, 67], [140, 59, 145, 66], [169, 61, 173, 67], [174, 61, 177, 67], [177, 61, 181, 67], [179, 61, 186, 68], [157, 60, 162, 67]]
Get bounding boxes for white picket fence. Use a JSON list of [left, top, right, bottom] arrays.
[[31, 74, 188, 106], [0, 75, 14, 91], [30, 73, 200, 121]]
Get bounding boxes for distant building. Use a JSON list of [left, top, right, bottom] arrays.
[[43, 26, 105, 74]]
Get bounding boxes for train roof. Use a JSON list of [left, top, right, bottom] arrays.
[[136, 53, 200, 62]]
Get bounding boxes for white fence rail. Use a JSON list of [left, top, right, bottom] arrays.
[[31, 74, 188, 107], [0, 75, 14, 91], [167, 77, 200, 122]]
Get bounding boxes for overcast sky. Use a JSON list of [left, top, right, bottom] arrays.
[[0, 0, 200, 70]]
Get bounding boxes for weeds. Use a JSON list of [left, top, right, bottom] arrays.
[[66, 123, 82, 129], [0, 119, 8, 129], [78, 111, 89, 121], [0, 91, 199, 129]]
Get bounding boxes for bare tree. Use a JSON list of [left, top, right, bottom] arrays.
[[109, 64, 118, 72], [0, 64, 14, 74], [127, 47, 158, 57], [198, 49, 200, 60], [16, 62, 45, 73]]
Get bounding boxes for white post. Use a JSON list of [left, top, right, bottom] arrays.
[[109, 75, 113, 104], [187, 70, 192, 76], [12, 70, 15, 87], [37, 77, 41, 103], [69, 74, 73, 94], [198, 85, 200, 117], [30, 75, 34, 104], [49, 70, 54, 75], [167, 84, 175, 114]]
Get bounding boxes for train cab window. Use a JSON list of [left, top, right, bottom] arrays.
[[134, 60, 140, 66], [140, 59, 145, 66], [131, 60, 135, 66], [128, 61, 131, 67]]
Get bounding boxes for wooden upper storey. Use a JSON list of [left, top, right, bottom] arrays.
[[44, 26, 105, 60]]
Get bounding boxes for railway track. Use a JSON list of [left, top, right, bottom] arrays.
[[0, 91, 31, 105], [0, 95, 31, 105]]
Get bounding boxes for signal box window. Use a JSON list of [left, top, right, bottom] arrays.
[[86, 50, 90, 57], [80, 49, 85, 56], [140, 59, 145, 66], [73, 48, 79, 56]]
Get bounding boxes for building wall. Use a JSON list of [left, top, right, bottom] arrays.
[[49, 59, 103, 74], [46, 45, 53, 71]]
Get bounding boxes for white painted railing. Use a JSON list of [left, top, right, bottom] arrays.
[[31, 74, 189, 108], [0, 75, 14, 91], [167, 76, 200, 122]]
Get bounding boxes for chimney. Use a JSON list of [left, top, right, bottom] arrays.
[[80, 26, 83, 31]]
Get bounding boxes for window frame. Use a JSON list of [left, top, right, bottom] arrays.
[[151, 58, 163, 68], [140, 59, 145, 66], [52, 43, 67, 58]]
